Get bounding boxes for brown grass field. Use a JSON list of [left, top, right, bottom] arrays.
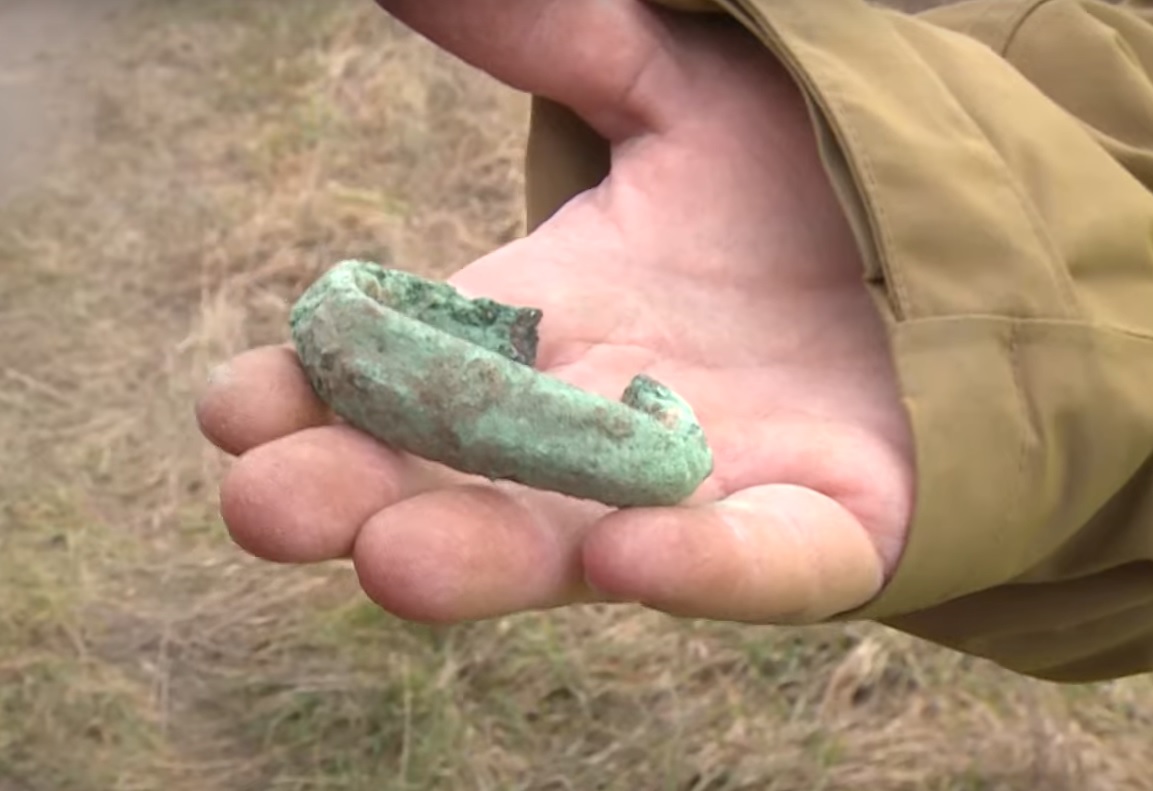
[[1, 1, 1151, 789]]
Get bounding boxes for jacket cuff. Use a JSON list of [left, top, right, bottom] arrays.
[[707, 0, 1153, 649]]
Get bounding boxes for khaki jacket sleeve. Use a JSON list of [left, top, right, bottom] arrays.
[[525, 0, 1153, 683]]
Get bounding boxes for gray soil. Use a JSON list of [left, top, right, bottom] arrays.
[[0, 0, 139, 203]]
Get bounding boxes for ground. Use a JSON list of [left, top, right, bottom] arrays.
[[1, 2, 1151, 790]]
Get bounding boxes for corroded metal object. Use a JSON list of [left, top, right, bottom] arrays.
[[289, 260, 713, 508]]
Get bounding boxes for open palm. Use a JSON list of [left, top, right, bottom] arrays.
[[196, 0, 914, 627]]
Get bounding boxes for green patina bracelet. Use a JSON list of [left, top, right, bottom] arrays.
[[289, 260, 713, 508]]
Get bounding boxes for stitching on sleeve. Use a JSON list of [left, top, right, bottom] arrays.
[[816, 82, 916, 319], [996, 0, 1064, 55], [841, 2, 1082, 319], [1007, 321, 1033, 574]]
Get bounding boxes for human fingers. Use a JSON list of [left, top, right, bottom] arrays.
[[219, 424, 449, 563], [196, 345, 329, 456], [376, 0, 678, 139], [352, 485, 605, 623], [582, 484, 886, 624]]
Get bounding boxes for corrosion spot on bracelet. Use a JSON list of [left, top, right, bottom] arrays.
[[289, 259, 713, 508]]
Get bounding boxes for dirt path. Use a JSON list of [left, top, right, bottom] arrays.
[[0, 0, 139, 202]]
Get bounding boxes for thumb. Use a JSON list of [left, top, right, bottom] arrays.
[[376, 0, 678, 139], [582, 484, 887, 624]]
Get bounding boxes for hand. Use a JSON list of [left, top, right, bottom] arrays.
[[195, 0, 914, 626]]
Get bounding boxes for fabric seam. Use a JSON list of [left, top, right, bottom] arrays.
[[1006, 323, 1033, 589], [900, 314, 1153, 344], [996, 0, 1065, 56], [819, 82, 915, 319]]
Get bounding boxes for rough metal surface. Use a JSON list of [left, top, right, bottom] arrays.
[[290, 261, 714, 507]]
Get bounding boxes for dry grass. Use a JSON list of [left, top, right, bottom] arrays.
[[1, 1, 1152, 789]]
